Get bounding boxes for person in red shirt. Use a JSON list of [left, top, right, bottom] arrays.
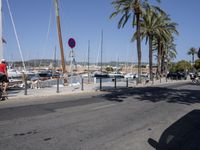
[[0, 59, 9, 95]]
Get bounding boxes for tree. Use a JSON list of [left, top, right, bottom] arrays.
[[153, 12, 178, 77], [176, 60, 192, 72], [194, 59, 200, 71], [187, 47, 197, 65], [110, 0, 160, 82], [133, 5, 161, 81], [133, 5, 178, 79], [169, 60, 191, 72]]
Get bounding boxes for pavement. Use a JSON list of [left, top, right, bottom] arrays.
[[5, 77, 191, 102]]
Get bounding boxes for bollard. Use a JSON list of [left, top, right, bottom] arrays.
[[81, 77, 84, 91], [114, 77, 117, 89], [22, 72, 27, 95], [136, 78, 138, 86], [100, 78, 102, 91], [126, 78, 128, 88], [24, 75, 27, 95], [56, 78, 59, 93], [151, 77, 154, 85]]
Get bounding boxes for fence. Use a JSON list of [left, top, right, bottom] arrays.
[[23, 75, 189, 95]]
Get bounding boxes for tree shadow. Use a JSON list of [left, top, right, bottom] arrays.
[[102, 86, 200, 105], [148, 109, 200, 150]]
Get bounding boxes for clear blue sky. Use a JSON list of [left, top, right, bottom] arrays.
[[2, 0, 200, 63]]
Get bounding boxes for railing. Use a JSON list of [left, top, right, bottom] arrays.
[[23, 75, 189, 95]]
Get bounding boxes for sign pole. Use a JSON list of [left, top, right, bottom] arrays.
[[68, 38, 76, 76]]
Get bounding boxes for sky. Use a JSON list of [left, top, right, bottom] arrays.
[[2, 0, 200, 64]]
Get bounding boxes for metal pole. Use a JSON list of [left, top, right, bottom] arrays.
[[126, 78, 128, 88], [114, 77, 117, 89], [56, 77, 59, 93], [54, 0, 66, 73], [100, 30, 103, 74], [160, 75, 161, 83], [100, 78, 102, 91], [24, 74, 27, 95], [81, 77, 84, 91], [88, 40, 90, 83]]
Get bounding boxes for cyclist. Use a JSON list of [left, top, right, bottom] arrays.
[[0, 59, 9, 95]]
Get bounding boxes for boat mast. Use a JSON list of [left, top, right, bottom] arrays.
[[0, 0, 3, 60], [87, 40, 90, 82], [53, 0, 66, 73], [100, 29, 103, 74]]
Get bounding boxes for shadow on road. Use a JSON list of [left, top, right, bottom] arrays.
[[102, 85, 200, 105], [148, 109, 200, 150]]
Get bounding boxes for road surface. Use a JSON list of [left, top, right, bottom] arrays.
[[0, 82, 200, 150]]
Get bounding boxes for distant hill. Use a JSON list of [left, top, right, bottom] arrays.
[[8, 59, 151, 68]]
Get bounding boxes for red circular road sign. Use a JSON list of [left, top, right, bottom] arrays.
[[68, 38, 76, 49]]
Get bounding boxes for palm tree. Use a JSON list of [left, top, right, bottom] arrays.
[[187, 47, 197, 65], [161, 40, 176, 70], [131, 5, 178, 80], [132, 5, 160, 80], [137, 4, 168, 80], [110, 0, 160, 82], [153, 13, 178, 77]]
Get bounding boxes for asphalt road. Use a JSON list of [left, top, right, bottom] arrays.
[[0, 82, 200, 150]]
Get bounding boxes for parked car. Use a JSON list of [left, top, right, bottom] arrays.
[[167, 72, 187, 80]]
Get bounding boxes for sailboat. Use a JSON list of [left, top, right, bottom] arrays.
[[93, 30, 109, 78], [0, 0, 24, 85]]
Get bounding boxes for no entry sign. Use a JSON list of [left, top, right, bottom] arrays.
[[68, 38, 76, 49]]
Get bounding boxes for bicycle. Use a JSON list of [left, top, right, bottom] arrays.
[[191, 76, 200, 85]]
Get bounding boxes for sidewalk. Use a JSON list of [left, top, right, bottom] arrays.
[[6, 78, 190, 100]]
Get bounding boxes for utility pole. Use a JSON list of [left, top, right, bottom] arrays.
[[54, 0, 66, 73]]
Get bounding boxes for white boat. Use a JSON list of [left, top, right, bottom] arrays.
[[6, 68, 23, 87], [109, 72, 124, 78], [93, 71, 109, 78], [124, 73, 137, 79], [7, 68, 22, 78]]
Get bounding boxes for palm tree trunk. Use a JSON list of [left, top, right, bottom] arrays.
[[157, 39, 162, 78], [136, 13, 142, 83], [192, 54, 194, 64], [149, 35, 153, 81], [161, 50, 165, 74], [192, 54, 195, 72]]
